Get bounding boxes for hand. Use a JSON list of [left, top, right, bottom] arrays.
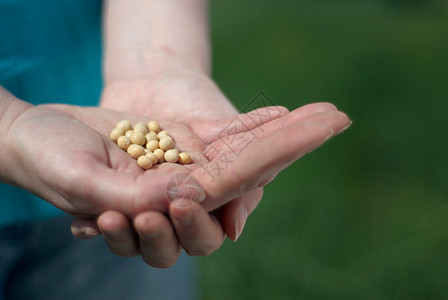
[[73, 72, 263, 264], [68, 72, 350, 267], [99, 71, 261, 240]]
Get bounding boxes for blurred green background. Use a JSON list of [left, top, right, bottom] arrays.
[[201, 0, 448, 299]]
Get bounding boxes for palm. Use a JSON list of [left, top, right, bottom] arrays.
[[101, 72, 239, 124], [6, 103, 298, 220], [101, 73, 259, 237], [8, 99, 346, 220], [100, 74, 349, 237]]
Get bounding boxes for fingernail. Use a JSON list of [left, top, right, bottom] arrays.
[[234, 207, 248, 242], [85, 228, 100, 237], [172, 203, 193, 227], [323, 128, 335, 142], [340, 120, 353, 133]]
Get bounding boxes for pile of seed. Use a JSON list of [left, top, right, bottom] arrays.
[[110, 120, 191, 170]]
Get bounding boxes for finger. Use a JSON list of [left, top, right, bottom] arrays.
[[134, 211, 181, 268], [64, 160, 176, 216], [220, 188, 263, 241], [197, 102, 337, 145], [199, 105, 344, 162], [200, 111, 350, 210], [254, 103, 340, 135], [71, 217, 101, 240], [206, 107, 345, 159], [192, 106, 289, 143], [98, 211, 140, 257], [169, 199, 225, 256]]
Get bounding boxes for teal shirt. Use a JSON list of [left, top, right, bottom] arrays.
[[0, 0, 102, 227]]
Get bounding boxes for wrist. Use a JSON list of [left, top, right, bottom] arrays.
[[0, 87, 33, 184], [100, 69, 239, 121], [104, 50, 210, 85], [103, 0, 210, 84]]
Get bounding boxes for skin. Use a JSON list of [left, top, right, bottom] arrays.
[[0, 85, 350, 267], [75, 76, 350, 266], [0, 0, 352, 268], [70, 0, 352, 267]]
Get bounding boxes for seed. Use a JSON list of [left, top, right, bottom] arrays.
[[148, 121, 161, 133], [117, 136, 131, 150], [145, 131, 159, 143], [157, 130, 170, 139], [137, 155, 153, 169], [146, 140, 159, 152], [165, 149, 179, 163], [146, 152, 158, 164], [153, 149, 165, 163], [134, 122, 149, 134], [110, 128, 125, 142], [116, 120, 132, 132], [159, 136, 174, 151], [130, 131, 146, 146], [178, 152, 192, 164], [125, 130, 134, 139], [127, 144, 146, 159], [111, 121, 191, 168]]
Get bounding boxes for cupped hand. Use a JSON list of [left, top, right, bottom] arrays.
[[69, 72, 351, 266]]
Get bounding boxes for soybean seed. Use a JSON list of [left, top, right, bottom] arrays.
[[134, 122, 149, 134], [145, 131, 159, 143], [116, 120, 132, 132], [146, 140, 160, 152], [127, 144, 146, 159], [137, 155, 153, 170], [159, 136, 174, 151], [153, 149, 165, 163], [125, 130, 134, 139], [165, 149, 179, 163], [178, 152, 192, 165], [157, 130, 170, 139], [148, 121, 161, 133], [130, 131, 146, 146], [146, 152, 158, 164], [110, 128, 125, 142], [117, 136, 131, 150]]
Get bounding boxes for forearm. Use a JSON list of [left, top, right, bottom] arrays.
[[0, 87, 32, 184], [103, 0, 210, 83]]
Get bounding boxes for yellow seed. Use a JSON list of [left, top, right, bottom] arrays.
[[178, 152, 192, 164], [159, 136, 174, 151], [157, 130, 170, 139], [125, 130, 134, 139], [117, 136, 131, 150], [130, 131, 146, 146], [137, 155, 153, 170], [165, 149, 179, 163], [146, 140, 159, 152], [146, 152, 158, 164], [116, 120, 132, 132], [110, 128, 125, 142], [145, 131, 159, 143], [127, 144, 146, 159], [153, 149, 165, 163], [148, 121, 161, 133], [134, 122, 149, 134]]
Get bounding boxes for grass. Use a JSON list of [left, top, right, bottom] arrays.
[[200, 0, 448, 299]]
